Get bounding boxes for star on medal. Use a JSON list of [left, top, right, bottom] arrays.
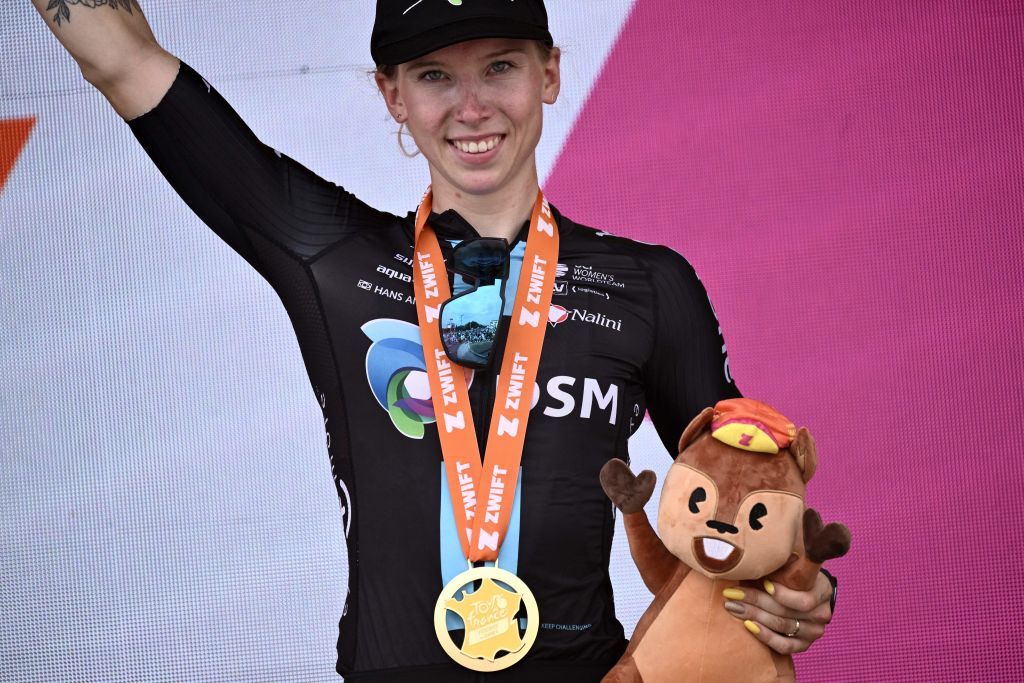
[[445, 577, 525, 659], [434, 565, 540, 671]]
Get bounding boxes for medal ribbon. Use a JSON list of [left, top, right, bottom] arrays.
[[412, 187, 558, 562]]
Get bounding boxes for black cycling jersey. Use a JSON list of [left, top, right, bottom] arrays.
[[124, 59, 742, 682]]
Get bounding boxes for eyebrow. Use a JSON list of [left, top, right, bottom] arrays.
[[407, 48, 528, 70]]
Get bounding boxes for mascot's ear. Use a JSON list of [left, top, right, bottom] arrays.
[[677, 407, 716, 455], [790, 427, 818, 483]]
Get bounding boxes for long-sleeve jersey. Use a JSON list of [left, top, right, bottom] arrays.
[[123, 59, 742, 682]]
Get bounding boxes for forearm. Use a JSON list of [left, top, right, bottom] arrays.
[[623, 512, 681, 594], [30, 0, 159, 82]]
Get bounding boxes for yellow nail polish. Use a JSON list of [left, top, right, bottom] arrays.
[[763, 579, 775, 595], [722, 588, 745, 600], [744, 620, 761, 635]]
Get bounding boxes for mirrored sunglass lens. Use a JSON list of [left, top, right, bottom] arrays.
[[454, 240, 506, 279], [440, 284, 503, 366]]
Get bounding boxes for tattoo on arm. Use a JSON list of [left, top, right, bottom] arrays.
[[48, 0, 144, 27]]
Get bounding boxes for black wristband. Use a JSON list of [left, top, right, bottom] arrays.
[[820, 567, 838, 616]]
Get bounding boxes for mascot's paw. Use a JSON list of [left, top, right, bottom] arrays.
[[803, 508, 852, 563], [600, 459, 656, 514]]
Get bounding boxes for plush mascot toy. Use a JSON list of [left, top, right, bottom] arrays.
[[600, 398, 851, 682]]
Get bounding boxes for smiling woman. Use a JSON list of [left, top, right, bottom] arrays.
[[29, 0, 840, 680]]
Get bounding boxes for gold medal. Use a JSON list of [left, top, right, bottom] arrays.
[[433, 564, 539, 672]]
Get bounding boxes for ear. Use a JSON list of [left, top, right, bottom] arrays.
[[676, 407, 715, 455], [374, 70, 407, 123], [790, 427, 818, 483], [541, 46, 561, 105]]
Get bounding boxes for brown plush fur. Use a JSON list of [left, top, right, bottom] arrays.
[[599, 404, 851, 682]]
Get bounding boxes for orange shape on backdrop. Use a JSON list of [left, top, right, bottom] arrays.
[[0, 117, 36, 194]]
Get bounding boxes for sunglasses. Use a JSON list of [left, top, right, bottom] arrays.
[[439, 238, 511, 369]]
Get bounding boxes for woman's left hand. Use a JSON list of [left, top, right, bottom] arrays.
[[721, 572, 833, 655]]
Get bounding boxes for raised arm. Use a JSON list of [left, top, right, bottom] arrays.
[[30, 0, 179, 121], [30, 0, 393, 281]]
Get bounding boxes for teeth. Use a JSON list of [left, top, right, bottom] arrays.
[[702, 538, 736, 561], [453, 136, 501, 154]]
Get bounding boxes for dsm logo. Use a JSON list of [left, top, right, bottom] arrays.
[[362, 318, 475, 439]]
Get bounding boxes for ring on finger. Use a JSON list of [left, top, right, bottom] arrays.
[[784, 618, 801, 638]]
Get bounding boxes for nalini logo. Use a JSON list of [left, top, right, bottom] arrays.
[[548, 305, 622, 332], [362, 318, 475, 439]]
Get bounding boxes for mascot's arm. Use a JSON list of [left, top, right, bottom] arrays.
[[623, 510, 687, 594], [768, 508, 851, 592], [600, 459, 685, 594]]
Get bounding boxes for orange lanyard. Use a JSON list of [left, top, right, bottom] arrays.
[[412, 187, 559, 562]]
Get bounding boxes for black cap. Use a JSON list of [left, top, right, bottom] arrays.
[[371, 0, 553, 66]]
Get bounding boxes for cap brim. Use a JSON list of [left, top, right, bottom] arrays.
[[373, 17, 553, 65]]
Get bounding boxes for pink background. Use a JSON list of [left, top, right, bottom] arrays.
[[549, 1, 1024, 680]]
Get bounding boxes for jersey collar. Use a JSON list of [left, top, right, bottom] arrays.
[[404, 202, 570, 250]]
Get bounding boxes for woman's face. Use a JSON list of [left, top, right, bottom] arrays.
[[376, 37, 561, 198]]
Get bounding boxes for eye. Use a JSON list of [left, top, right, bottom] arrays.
[[489, 60, 515, 74], [688, 487, 706, 514], [419, 70, 445, 82], [749, 503, 768, 530]]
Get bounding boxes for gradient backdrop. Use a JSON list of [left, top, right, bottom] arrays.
[[2, 1, 1022, 681]]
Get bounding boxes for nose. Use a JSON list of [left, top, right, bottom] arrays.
[[706, 520, 739, 535], [454, 81, 491, 124]]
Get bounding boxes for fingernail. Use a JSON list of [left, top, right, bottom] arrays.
[[763, 579, 775, 595], [724, 600, 744, 615], [744, 620, 760, 635], [722, 588, 745, 600]]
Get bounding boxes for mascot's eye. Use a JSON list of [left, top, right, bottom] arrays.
[[749, 503, 768, 530], [688, 487, 706, 514]]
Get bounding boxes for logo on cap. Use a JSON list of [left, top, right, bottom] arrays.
[[405, 0, 470, 14], [709, 398, 796, 455]]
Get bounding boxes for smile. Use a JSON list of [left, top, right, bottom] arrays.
[[693, 536, 744, 573], [449, 135, 505, 155]]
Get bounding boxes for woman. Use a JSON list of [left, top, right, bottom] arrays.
[[35, 0, 837, 680]]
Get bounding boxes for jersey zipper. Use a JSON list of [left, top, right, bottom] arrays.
[[475, 314, 509, 460], [475, 237, 517, 461]]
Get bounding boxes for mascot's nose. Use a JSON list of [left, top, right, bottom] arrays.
[[706, 520, 739, 535]]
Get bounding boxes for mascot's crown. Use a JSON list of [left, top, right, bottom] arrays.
[[711, 398, 797, 454]]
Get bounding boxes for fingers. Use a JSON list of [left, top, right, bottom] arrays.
[[721, 574, 835, 654], [766, 573, 834, 623], [721, 586, 804, 621], [727, 602, 825, 642], [740, 618, 814, 655]]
